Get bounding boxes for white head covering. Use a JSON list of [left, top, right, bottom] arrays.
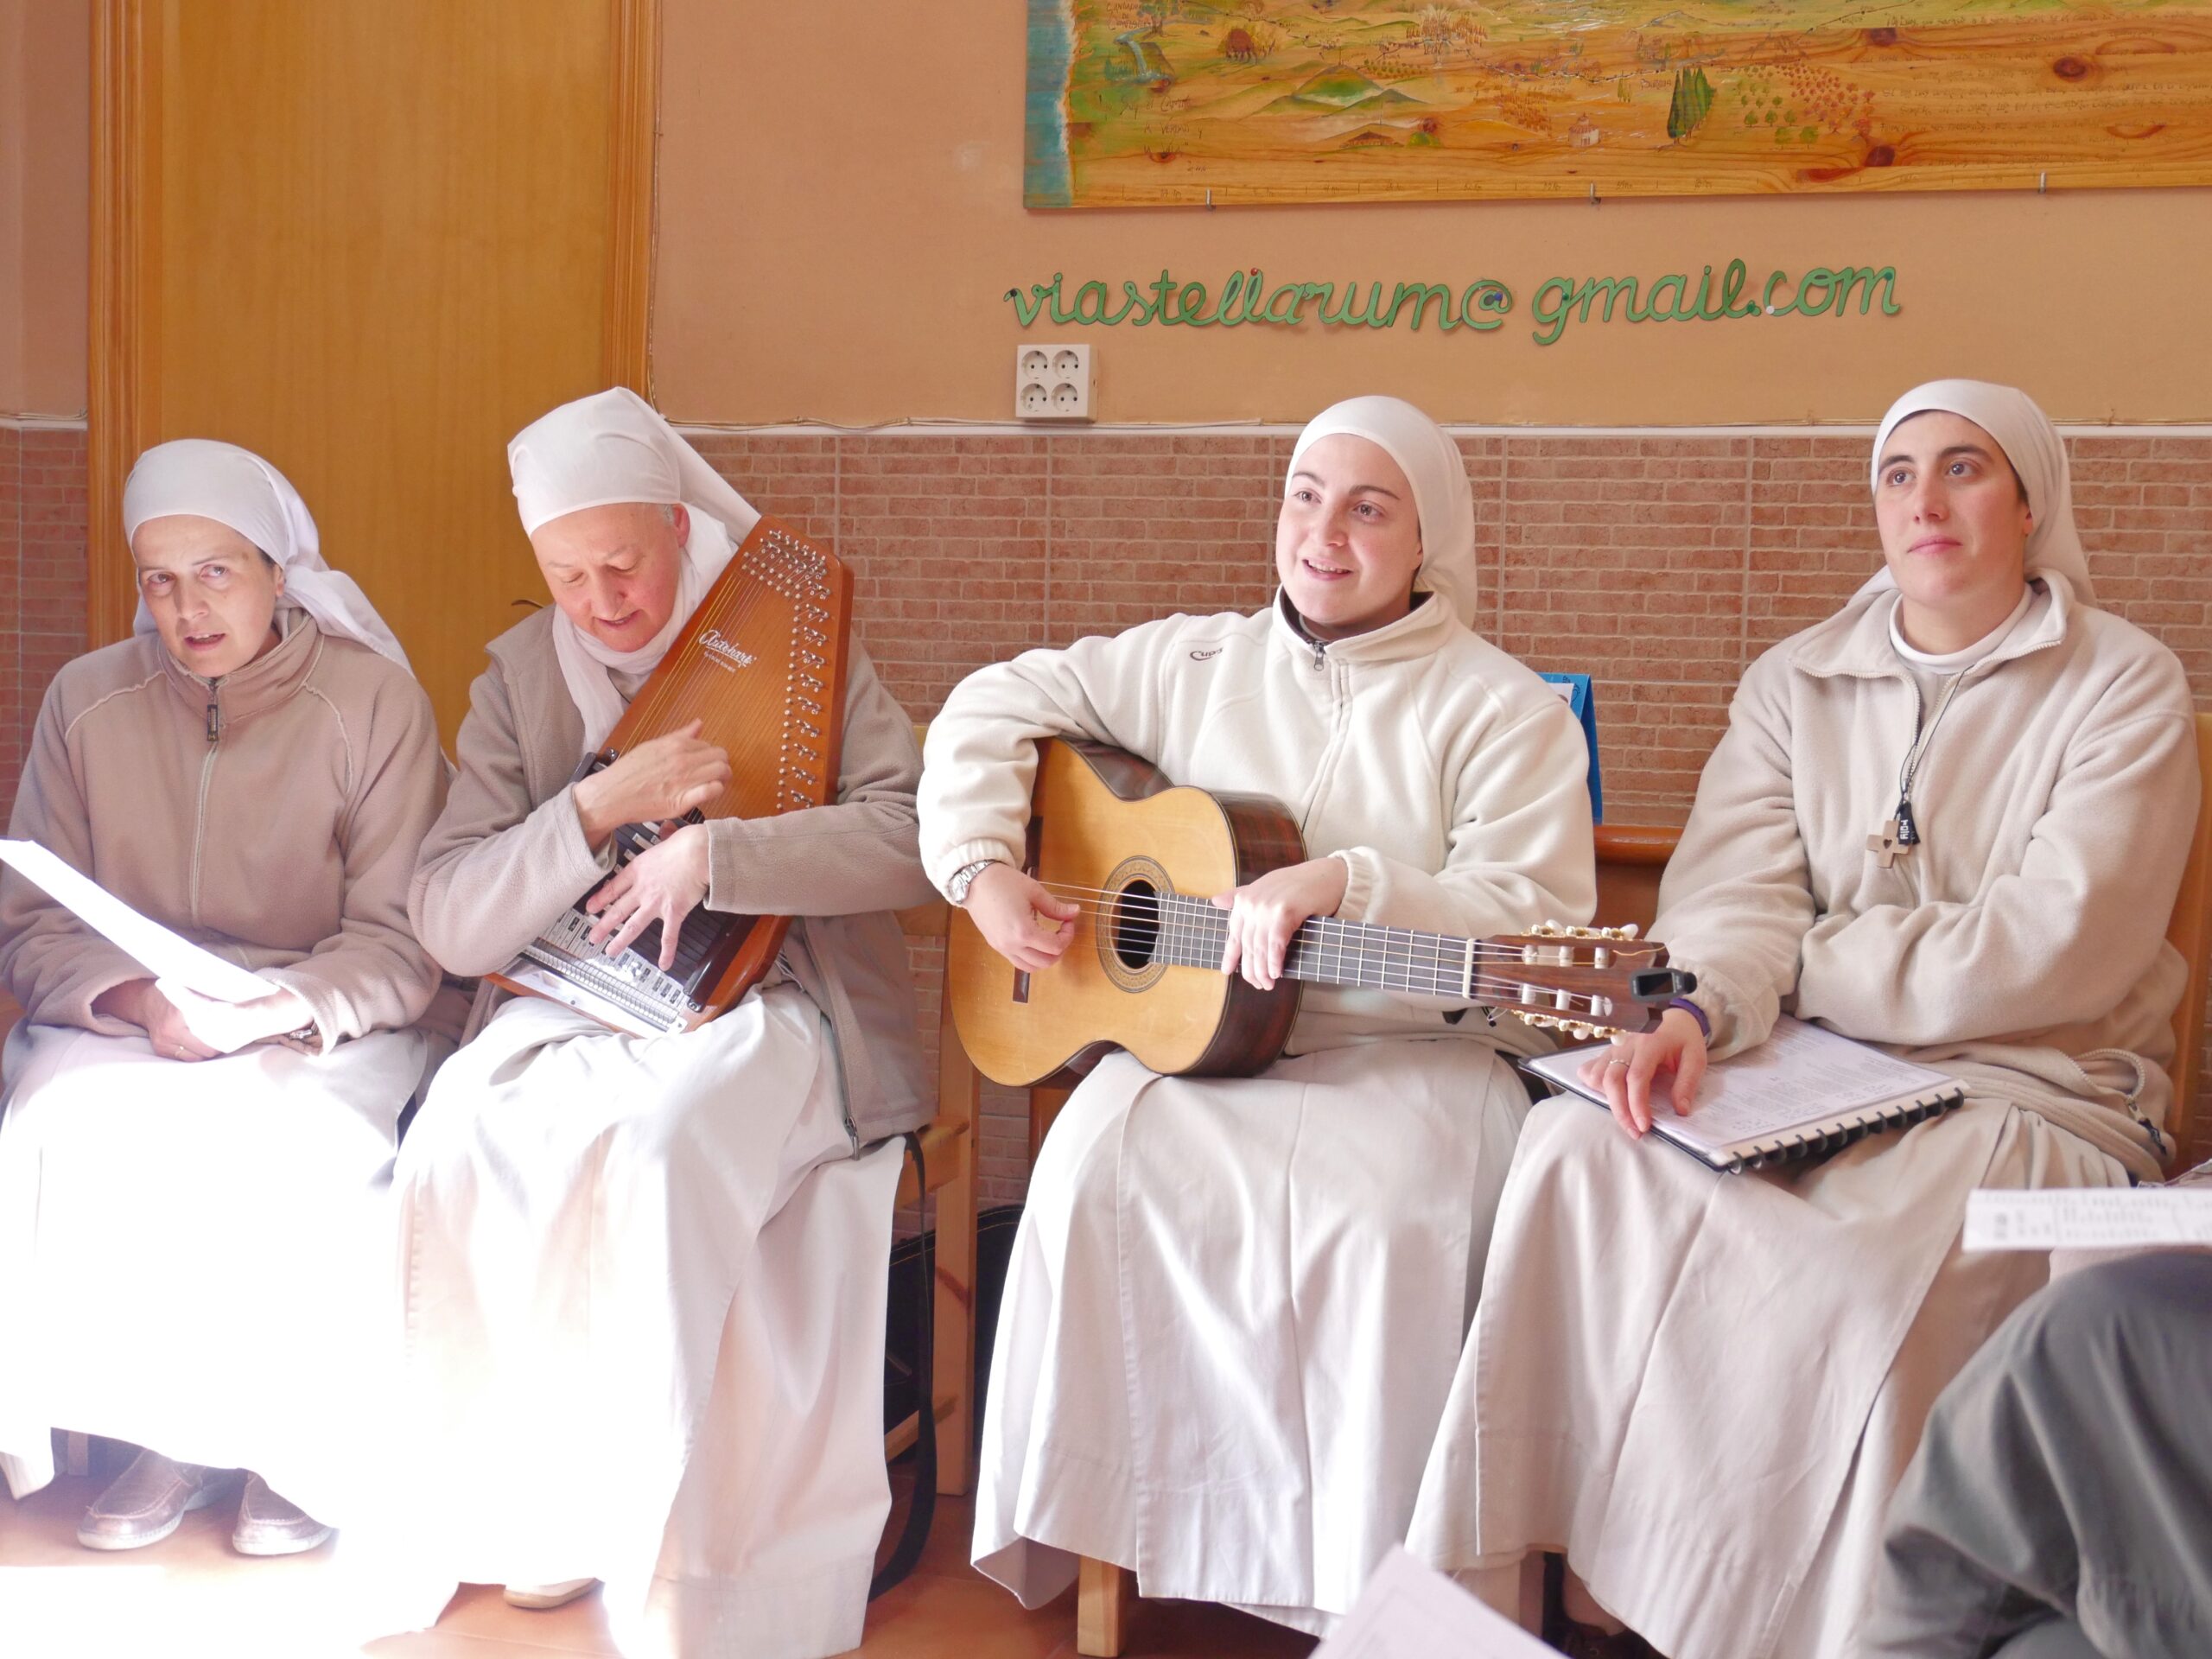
[[1864, 378, 2094, 603], [507, 387, 763, 755], [121, 439, 412, 671], [1287, 395, 1479, 627]]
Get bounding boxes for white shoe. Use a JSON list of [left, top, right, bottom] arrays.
[[503, 1578, 599, 1611]]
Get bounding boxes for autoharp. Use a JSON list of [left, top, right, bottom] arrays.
[[948, 740, 1692, 1087], [489, 516, 852, 1037]]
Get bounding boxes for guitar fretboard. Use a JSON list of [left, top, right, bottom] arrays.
[[1139, 890, 1493, 1000]]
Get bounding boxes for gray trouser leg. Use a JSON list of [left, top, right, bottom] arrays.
[[1864, 1252, 2212, 1659]]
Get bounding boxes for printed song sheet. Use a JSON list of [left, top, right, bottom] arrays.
[[1313, 1548, 1562, 1659], [0, 838, 276, 1005], [1524, 1015, 1952, 1154], [1965, 1188, 2212, 1252]]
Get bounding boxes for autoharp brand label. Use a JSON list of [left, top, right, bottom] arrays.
[[699, 628, 757, 672]]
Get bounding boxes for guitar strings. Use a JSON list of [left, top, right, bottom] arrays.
[[964, 885, 1645, 1013], [1018, 899, 1624, 1004], [984, 885, 1627, 1013], [1014, 878, 1646, 966]]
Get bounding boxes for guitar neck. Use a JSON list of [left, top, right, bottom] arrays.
[[1147, 893, 1485, 999]]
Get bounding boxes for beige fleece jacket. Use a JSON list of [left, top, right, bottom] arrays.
[[918, 593, 1597, 1054], [1660, 575, 2198, 1179], [409, 607, 933, 1143], [0, 620, 448, 1048]]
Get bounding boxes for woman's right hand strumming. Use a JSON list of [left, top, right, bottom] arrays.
[[966, 864, 1080, 973], [572, 718, 733, 849], [1580, 1006, 1708, 1140]]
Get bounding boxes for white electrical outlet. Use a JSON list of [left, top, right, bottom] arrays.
[[1015, 342, 1092, 422]]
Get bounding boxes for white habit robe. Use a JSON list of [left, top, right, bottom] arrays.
[[0, 1023, 430, 1517], [382, 990, 901, 1657], [979, 1044, 1536, 1632]]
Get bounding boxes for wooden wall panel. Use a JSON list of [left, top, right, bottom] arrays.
[[94, 0, 654, 744]]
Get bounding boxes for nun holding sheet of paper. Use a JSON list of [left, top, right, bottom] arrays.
[[0, 441, 451, 1551]]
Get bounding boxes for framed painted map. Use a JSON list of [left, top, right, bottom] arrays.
[[1023, 1, 2212, 206]]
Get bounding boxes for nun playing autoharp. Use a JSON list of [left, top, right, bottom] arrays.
[[918, 395, 1597, 1635], [1410, 380, 2200, 1659], [0, 440, 449, 1557], [385, 389, 932, 1657]]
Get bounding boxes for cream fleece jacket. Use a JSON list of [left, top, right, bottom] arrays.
[[918, 593, 1597, 1054], [1659, 575, 2197, 1179], [0, 620, 448, 1048]]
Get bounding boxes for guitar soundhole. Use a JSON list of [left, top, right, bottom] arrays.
[[1111, 880, 1162, 970], [1097, 855, 1173, 994]]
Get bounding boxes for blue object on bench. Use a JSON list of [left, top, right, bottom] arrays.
[[1538, 672, 1603, 824]]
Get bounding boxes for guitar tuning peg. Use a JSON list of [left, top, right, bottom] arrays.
[[1531, 920, 1561, 937], [1619, 923, 1641, 940]]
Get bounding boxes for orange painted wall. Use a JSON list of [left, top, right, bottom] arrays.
[[654, 0, 2212, 429], [0, 0, 89, 417]]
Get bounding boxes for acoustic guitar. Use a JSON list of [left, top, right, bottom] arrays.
[[947, 740, 1694, 1088]]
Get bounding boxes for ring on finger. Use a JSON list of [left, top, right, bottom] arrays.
[[1605, 1058, 1631, 1070]]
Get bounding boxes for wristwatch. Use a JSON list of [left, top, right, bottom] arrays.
[[947, 858, 1002, 907]]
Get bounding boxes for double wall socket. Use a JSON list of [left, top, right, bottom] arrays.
[[1015, 343, 1092, 421]]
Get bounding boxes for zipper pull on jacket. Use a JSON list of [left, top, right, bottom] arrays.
[[205, 682, 223, 745]]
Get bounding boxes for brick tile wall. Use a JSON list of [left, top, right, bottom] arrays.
[[0, 424, 89, 820], [0, 425, 20, 810], [3, 422, 2209, 1197]]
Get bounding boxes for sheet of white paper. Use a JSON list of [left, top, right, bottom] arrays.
[[1524, 1015, 1953, 1154], [0, 838, 276, 1005], [1964, 1188, 2212, 1252], [1313, 1548, 1563, 1659]]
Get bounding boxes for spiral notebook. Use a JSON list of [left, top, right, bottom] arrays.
[[1523, 1015, 1967, 1174]]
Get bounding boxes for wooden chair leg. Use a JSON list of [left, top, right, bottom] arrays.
[[1077, 1556, 1135, 1657], [931, 1109, 976, 1497]]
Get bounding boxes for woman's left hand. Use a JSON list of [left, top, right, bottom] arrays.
[[1211, 857, 1348, 990], [163, 982, 317, 1055], [586, 823, 711, 970]]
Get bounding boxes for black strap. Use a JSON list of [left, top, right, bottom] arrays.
[[869, 1130, 936, 1599]]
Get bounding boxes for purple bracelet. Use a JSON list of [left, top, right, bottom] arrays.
[[1668, 997, 1711, 1041]]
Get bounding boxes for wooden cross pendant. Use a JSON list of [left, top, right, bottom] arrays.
[[1867, 819, 1906, 868]]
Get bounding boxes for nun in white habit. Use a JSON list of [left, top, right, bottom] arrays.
[[1408, 381, 2200, 1658], [383, 389, 932, 1657], [917, 396, 1598, 1633], [0, 439, 448, 1552]]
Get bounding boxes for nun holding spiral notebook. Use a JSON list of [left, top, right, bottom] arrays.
[[1408, 379, 2202, 1659]]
